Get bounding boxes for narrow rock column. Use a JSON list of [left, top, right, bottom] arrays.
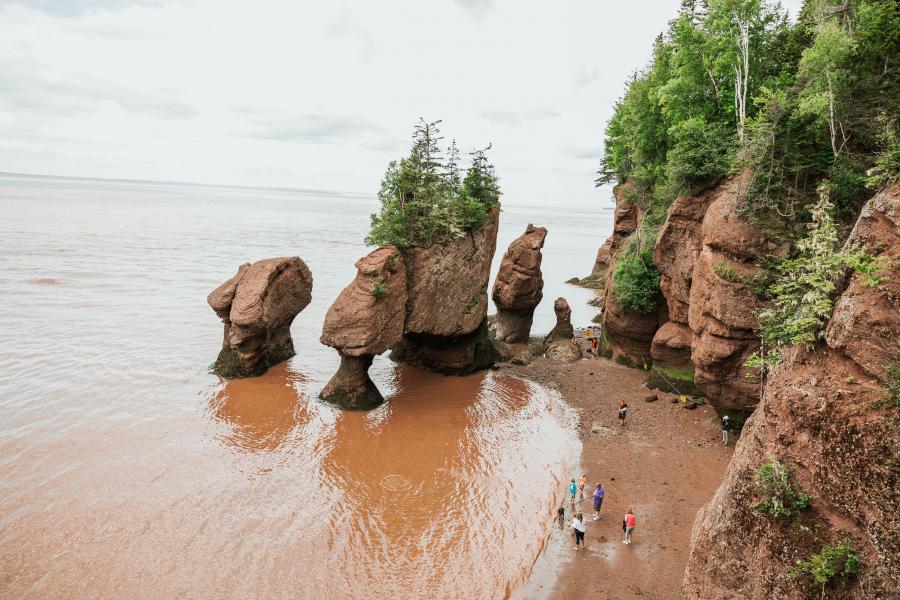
[[543, 297, 582, 363], [491, 224, 547, 344]]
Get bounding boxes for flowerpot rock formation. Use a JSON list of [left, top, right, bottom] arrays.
[[491, 224, 547, 345], [208, 256, 313, 378], [390, 208, 501, 374], [320, 247, 407, 409]]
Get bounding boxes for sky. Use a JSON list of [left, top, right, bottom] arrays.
[[0, 0, 803, 205]]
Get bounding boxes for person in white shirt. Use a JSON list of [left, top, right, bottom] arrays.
[[572, 512, 586, 550]]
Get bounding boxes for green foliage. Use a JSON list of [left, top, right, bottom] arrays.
[[714, 261, 737, 281], [789, 539, 860, 598], [599, 0, 899, 229], [366, 120, 500, 249], [885, 361, 900, 409], [612, 246, 661, 314], [371, 280, 387, 299], [752, 459, 811, 518], [867, 117, 900, 190], [746, 186, 886, 372], [598, 0, 792, 206]]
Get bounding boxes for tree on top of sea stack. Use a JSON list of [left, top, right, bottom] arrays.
[[366, 118, 501, 249]]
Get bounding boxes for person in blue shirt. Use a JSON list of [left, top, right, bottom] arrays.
[[569, 478, 577, 502], [592, 483, 605, 520]]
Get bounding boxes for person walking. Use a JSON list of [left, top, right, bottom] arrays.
[[569, 478, 577, 503], [591, 337, 599, 357], [578, 474, 587, 499], [623, 508, 636, 544], [592, 483, 605, 520], [572, 512, 586, 550], [721, 415, 731, 446], [617, 401, 628, 427]]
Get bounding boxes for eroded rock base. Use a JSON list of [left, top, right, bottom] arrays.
[[390, 322, 499, 375], [319, 354, 383, 410]]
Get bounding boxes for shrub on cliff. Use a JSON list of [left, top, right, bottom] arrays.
[[613, 246, 661, 314], [789, 539, 860, 598], [366, 119, 500, 249], [746, 185, 884, 372], [752, 459, 810, 518]]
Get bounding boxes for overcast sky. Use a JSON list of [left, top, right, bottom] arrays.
[[0, 0, 802, 205]]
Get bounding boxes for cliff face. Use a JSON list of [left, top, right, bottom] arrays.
[[593, 181, 638, 276], [683, 185, 900, 600], [597, 175, 783, 416], [596, 182, 661, 367]]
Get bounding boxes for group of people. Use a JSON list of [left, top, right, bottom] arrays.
[[566, 475, 635, 550]]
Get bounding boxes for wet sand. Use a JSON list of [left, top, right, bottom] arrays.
[[506, 354, 734, 600]]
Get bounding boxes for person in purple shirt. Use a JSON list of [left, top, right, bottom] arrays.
[[592, 483, 605, 520]]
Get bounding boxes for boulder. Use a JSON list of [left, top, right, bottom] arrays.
[[684, 184, 900, 600], [394, 208, 501, 373], [650, 321, 693, 366], [208, 257, 313, 378], [319, 247, 407, 409], [543, 298, 582, 363], [491, 224, 548, 344]]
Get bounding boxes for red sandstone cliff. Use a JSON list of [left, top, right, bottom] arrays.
[[596, 175, 785, 416], [683, 184, 900, 599]]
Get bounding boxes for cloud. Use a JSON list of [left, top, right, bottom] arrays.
[[574, 66, 604, 88], [452, 0, 495, 18], [477, 108, 559, 127], [568, 147, 600, 161], [241, 112, 385, 145], [0, 58, 196, 118], [9, 0, 162, 17]]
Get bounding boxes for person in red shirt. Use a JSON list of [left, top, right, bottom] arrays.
[[623, 508, 636, 544]]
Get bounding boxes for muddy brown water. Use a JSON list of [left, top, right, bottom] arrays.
[[0, 175, 613, 598]]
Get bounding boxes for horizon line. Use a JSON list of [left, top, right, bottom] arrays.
[[0, 170, 376, 200]]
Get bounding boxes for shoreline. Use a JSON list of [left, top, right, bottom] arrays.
[[504, 353, 735, 600]]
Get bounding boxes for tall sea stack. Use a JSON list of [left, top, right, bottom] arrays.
[[491, 224, 547, 344]]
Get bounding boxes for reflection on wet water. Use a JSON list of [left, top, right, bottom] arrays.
[[209, 364, 308, 453], [0, 177, 587, 599]]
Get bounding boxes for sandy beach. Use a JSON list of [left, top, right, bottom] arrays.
[[505, 353, 735, 600]]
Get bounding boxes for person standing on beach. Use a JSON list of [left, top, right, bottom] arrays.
[[721, 415, 731, 446], [569, 478, 577, 503], [572, 512, 586, 550], [623, 508, 636, 544], [618, 401, 628, 427], [592, 483, 605, 520], [578, 474, 587, 499]]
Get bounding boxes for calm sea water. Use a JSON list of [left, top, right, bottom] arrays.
[[0, 174, 612, 599]]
